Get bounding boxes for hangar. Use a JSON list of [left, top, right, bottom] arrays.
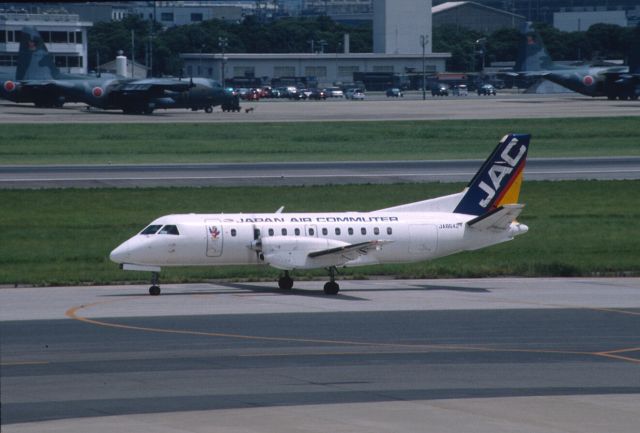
[[433, 1, 525, 33]]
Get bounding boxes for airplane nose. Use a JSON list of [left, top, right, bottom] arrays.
[[110, 242, 130, 263]]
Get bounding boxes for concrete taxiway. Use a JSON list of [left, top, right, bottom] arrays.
[[2, 278, 639, 432], [1, 93, 639, 124]]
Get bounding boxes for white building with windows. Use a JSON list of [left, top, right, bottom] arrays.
[[0, 9, 92, 77], [181, 51, 448, 86], [181, 0, 445, 87]]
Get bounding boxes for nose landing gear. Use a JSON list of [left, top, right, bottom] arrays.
[[149, 271, 161, 296]]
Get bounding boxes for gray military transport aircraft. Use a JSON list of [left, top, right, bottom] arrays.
[[508, 23, 636, 100], [0, 27, 240, 113]]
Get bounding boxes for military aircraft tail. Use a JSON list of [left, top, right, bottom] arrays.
[[452, 133, 529, 216], [15, 26, 62, 81], [514, 22, 560, 73]]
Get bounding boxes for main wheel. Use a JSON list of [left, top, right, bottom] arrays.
[[278, 276, 294, 290], [323, 281, 340, 295], [149, 285, 161, 296], [205, 106, 213, 113]]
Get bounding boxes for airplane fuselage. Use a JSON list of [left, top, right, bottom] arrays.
[[110, 211, 527, 271]]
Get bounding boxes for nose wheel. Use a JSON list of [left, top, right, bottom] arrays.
[[323, 267, 340, 295], [149, 271, 161, 296]]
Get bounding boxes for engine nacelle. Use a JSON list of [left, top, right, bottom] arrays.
[[260, 236, 349, 270]]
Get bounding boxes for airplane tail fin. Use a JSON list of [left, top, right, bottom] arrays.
[[515, 22, 557, 73], [453, 133, 530, 217], [15, 26, 61, 81]]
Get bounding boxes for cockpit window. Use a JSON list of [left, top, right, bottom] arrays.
[[140, 224, 162, 235], [158, 225, 180, 235]]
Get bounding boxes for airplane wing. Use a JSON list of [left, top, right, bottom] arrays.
[[467, 204, 525, 231], [308, 240, 391, 261], [119, 79, 193, 93]]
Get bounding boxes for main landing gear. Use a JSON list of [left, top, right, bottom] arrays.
[[149, 271, 161, 296], [278, 271, 294, 290], [323, 267, 340, 295], [277, 268, 340, 295]]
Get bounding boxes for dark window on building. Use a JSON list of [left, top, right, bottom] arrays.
[[51, 31, 67, 43], [54, 56, 66, 67], [75, 32, 82, 44], [161, 12, 174, 21], [67, 56, 81, 67], [191, 13, 203, 21], [0, 31, 5, 43]]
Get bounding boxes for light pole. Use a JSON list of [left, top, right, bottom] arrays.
[[419, 34, 429, 100], [218, 36, 228, 85], [475, 38, 487, 73]]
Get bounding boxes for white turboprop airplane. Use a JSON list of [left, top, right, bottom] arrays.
[[110, 133, 531, 296]]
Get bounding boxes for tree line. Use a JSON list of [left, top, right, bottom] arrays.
[[87, 15, 639, 76]]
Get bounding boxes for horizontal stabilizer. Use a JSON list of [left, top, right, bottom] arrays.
[[467, 204, 525, 231], [308, 240, 390, 260]]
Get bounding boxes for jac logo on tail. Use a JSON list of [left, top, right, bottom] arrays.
[[478, 137, 526, 208]]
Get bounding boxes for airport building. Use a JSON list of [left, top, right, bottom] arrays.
[[432, 2, 525, 33], [181, 0, 448, 88], [0, 9, 92, 77]]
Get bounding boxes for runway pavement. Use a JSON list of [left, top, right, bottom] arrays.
[[2, 278, 639, 432], [1, 92, 639, 123], [2, 157, 639, 188]]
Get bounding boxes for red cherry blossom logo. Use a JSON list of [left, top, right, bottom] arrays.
[[4, 80, 16, 92], [582, 75, 594, 86], [92, 86, 103, 97]]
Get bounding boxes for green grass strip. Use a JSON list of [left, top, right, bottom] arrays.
[[1, 180, 638, 286], [1, 117, 639, 164]]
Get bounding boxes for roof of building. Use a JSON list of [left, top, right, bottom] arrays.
[[432, 1, 525, 19]]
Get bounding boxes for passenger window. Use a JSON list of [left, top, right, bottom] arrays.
[[374, 227, 380, 235], [387, 227, 393, 235], [348, 228, 354, 235], [158, 225, 179, 235], [361, 227, 367, 235], [322, 228, 328, 236], [140, 224, 162, 235], [231, 229, 237, 237], [268, 228, 274, 236], [335, 228, 341, 235], [294, 228, 301, 236], [308, 228, 315, 236], [282, 228, 287, 236]]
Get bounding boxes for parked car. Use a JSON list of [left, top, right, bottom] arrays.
[[351, 91, 366, 100], [325, 87, 344, 98], [308, 89, 327, 100], [452, 84, 468, 96], [478, 84, 497, 96], [431, 83, 449, 97], [386, 87, 403, 97]]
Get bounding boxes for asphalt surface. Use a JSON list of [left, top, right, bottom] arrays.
[[1, 92, 639, 123], [2, 278, 639, 432], [2, 157, 639, 188]]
